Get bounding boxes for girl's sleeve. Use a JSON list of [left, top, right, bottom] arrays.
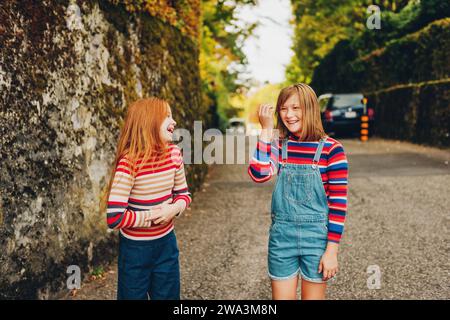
[[326, 142, 349, 244], [106, 156, 152, 229], [248, 139, 279, 183], [171, 146, 192, 215]]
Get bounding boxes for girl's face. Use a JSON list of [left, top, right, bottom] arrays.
[[279, 93, 302, 136], [160, 106, 177, 142]]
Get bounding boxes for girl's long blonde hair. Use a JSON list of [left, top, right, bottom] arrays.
[[275, 83, 326, 141], [103, 97, 170, 209]]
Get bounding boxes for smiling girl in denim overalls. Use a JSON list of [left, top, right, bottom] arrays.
[[248, 84, 349, 300]]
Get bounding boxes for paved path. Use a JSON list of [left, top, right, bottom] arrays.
[[62, 137, 450, 300]]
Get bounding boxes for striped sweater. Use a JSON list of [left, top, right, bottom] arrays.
[[106, 144, 191, 240], [248, 135, 348, 244]]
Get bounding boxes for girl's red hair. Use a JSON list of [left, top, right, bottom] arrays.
[[103, 97, 170, 209]]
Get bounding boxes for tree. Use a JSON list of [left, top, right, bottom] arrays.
[[286, 0, 414, 83], [200, 0, 257, 130]]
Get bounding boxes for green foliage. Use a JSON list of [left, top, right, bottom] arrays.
[[311, 18, 450, 94], [307, 0, 450, 147], [110, 0, 257, 131], [108, 0, 201, 38], [287, 0, 369, 83], [91, 266, 105, 277], [286, 0, 437, 83], [310, 0, 450, 94], [200, 0, 257, 130], [352, 0, 450, 56]]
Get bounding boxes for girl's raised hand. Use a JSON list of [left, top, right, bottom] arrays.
[[258, 104, 275, 130]]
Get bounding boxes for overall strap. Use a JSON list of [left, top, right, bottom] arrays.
[[281, 139, 288, 161], [312, 136, 327, 169], [277, 139, 288, 175]]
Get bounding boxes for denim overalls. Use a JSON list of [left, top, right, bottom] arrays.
[[268, 137, 330, 283]]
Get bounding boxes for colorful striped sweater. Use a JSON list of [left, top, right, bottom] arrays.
[[106, 144, 191, 240], [248, 135, 348, 244]]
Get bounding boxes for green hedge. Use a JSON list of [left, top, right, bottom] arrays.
[[366, 80, 450, 147], [311, 17, 450, 148], [312, 18, 450, 94], [351, 0, 450, 57], [360, 18, 450, 91]]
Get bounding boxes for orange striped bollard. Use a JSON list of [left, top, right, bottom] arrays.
[[360, 115, 369, 141]]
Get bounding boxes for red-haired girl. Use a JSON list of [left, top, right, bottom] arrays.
[[105, 97, 191, 300]]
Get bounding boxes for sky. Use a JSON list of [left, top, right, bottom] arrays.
[[234, 0, 294, 87]]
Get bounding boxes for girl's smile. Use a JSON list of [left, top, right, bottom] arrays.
[[161, 107, 177, 142], [280, 94, 302, 136]]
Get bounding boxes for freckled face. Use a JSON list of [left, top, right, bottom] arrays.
[[160, 106, 176, 142], [279, 94, 302, 136]]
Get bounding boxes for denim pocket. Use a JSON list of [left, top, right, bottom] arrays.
[[283, 173, 314, 205]]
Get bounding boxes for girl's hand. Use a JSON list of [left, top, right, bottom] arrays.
[[148, 202, 183, 225], [140, 206, 162, 227], [258, 104, 275, 143], [258, 104, 275, 130], [318, 250, 339, 281]]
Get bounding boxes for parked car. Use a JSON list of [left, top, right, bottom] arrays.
[[318, 93, 375, 137], [227, 117, 246, 134]]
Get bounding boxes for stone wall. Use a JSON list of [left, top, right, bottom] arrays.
[[0, 0, 207, 299]]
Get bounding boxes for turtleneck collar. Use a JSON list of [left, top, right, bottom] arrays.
[[286, 132, 328, 142], [287, 132, 301, 141]]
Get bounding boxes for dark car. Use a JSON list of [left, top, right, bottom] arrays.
[[318, 93, 375, 137]]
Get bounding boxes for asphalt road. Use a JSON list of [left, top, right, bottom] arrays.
[[62, 137, 450, 300]]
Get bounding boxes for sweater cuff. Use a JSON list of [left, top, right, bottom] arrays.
[[132, 210, 152, 228], [173, 198, 188, 217]]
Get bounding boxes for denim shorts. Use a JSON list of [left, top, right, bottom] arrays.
[[117, 230, 180, 300], [268, 219, 330, 283]]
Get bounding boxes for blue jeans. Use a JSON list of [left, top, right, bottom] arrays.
[[117, 230, 180, 300]]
